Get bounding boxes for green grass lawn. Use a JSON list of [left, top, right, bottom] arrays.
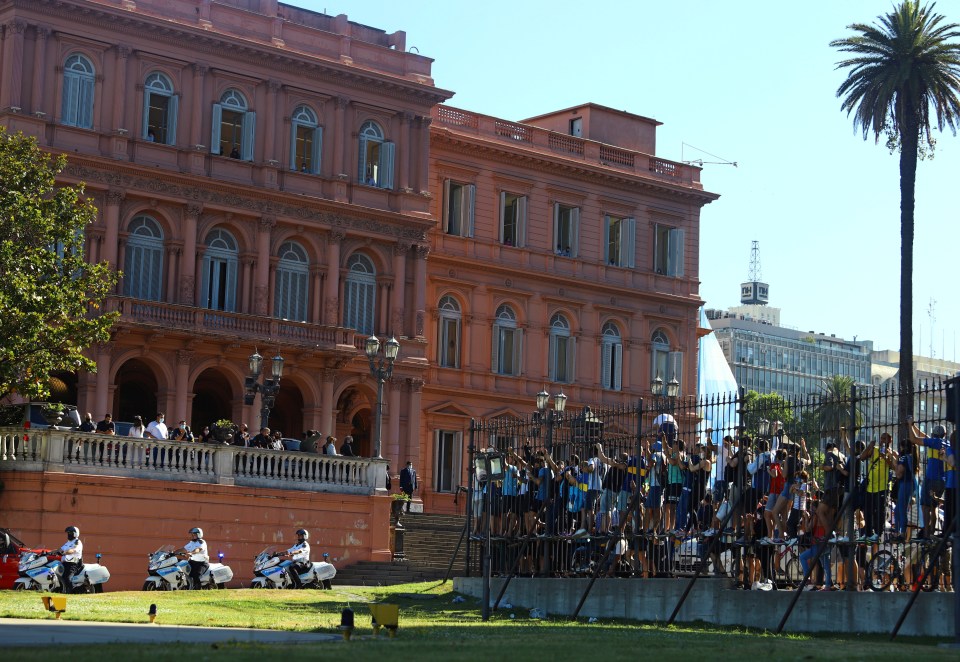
[[1, 582, 956, 660]]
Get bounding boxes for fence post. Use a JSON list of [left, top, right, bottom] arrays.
[[465, 419, 475, 578], [845, 382, 857, 591]]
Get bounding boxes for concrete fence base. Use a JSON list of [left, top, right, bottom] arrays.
[[453, 577, 954, 638]]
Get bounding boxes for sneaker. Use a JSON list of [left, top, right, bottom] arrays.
[[867, 534, 880, 543], [855, 535, 868, 543], [703, 528, 717, 537], [757, 580, 773, 591], [735, 537, 747, 545], [751, 581, 761, 591], [760, 537, 773, 545], [573, 528, 588, 539], [773, 538, 785, 545], [802, 584, 817, 591], [835, 536, 849, 543]]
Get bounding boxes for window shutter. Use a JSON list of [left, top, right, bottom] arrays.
[[570, 207, 580, 258], [289, 121, 298, 171], [380, 141, 396, 189], [602, 215, 611, 264], [210, 103, 223, 154], [464, 184, 475, 238], [670, 228, 685, 276], [669, 351, 683, 391], [62, 74, 79, 125], [613, 343, 623, 391], [498, 192, 506, 243], [357, 134, 368, 182], [242, 111, 256, 161], [653, 223, 661, 272], [515, 328, 524, 376], [548, 333, 558, 381], [453, 318, 461, 368], [517, 196, 527, 248], [312, 126, 323, 174], [148, 245, 163, 301], [601, 342, 612, 389], [79, 76, 95, 129], [200, 255, 211, 307], [141, 91, 151, 139], [553, 204, 560, 253], [442, 179, 451, 232], [167, 94, 179, 145], [567, 336, 576, 383], [623, 217, 636, 268], [491, 323, 501, 372], [225, 257, 238, 312]]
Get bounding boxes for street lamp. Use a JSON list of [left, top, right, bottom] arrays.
[[244, 349, 284, 430], [534, 389, 566, 576], [365, 335, 400, 460]]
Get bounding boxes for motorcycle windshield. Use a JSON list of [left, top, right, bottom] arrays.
[[253, 546, 279, 569], [148, 545, 176, 569]]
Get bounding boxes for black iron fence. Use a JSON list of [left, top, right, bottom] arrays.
[[461, 381, 957, 602]]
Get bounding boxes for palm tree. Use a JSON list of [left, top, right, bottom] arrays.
[[814, 375, 864, 444], [831, 2, 960, 423]]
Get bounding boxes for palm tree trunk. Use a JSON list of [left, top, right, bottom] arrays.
[[898, 110, 919, 427]]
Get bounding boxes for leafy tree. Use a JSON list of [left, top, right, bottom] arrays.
[[741, 390, 795, 438], [0, 128, 118, 401], [831, 2, 960, 422]]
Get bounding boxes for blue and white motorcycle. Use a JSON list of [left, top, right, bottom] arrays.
[[142, 545, 233, 590], [250, 546, 336, 589], [14, 550, 110, 593]]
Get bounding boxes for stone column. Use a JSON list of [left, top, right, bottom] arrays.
[[30, 26, 50, 116], [264, 79, 281, 160], [310, 265, 323, 324], [101, 190, 124, 270], [323, 232, 344, 326], [415, 116, 431, 194], [112, 45, 130, 131], [166, 247, 179, 302], [391, 242, 408, 337], [190, 63, 208, 147], [412, 245, 428, 338], [320, 368, 336, 436], [1, 20, 26, 111], [254, 217, 274, 315], [240, 257, 254, 314], [405, 378, 423, 472], [174, 350, 193, 422], [94, 344, 112, 418], [399, 112, 413, 191], [386, 376, 402, 465], [377, 277, 390, 336], [180, 204, 200, 305]]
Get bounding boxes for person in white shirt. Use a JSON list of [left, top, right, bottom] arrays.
[[128, 415, 145, 438], [277, 529, 311, 587], [144, 412, 168, 440], [174, 527, 209, 588], [59, 526, 83, 593]]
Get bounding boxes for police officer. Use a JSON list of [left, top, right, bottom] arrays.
[[174, 527, 209, 589], [59, 526, 83, 593], [278, 529, 311, 588]]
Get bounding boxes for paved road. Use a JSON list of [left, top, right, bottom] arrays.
[[2, 618, 340, 646]]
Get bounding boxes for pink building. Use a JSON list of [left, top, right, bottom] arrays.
[[1, 0, 717, 514]]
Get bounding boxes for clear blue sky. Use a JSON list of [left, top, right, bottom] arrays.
[[296, 0, 960, 359]]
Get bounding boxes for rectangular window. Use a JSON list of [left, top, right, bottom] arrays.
[[601, 342, 623, 390], [549, 334, 576, 383], [292, 125, 323, 174], [443, 180, 475, 237], [570, 117, 583, 137], [434, 430, 462, 493], [499, 192, 526, 247], [654, 224, 685, 276], [554, 204, 579, 257], [492, 326, 523, 376], [146, 93, 170, 144], [604, 215, 635, 267]]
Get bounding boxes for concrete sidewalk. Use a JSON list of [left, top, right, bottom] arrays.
[[2, 618, 340, 646]]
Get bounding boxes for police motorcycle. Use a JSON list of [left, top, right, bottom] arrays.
[[14, 550, 110, 593], [142, 545, 234, 590], [250, 546, 336, 589]]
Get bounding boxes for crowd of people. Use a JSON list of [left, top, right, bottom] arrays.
[[471, 414, 956, 591]]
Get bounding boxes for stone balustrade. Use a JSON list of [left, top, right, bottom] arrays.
[[0, 427, 387, 495]]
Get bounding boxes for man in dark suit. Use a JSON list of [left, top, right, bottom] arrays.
[[400, 460, 417, 512]]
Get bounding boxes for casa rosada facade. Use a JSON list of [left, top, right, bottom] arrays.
[[0, 0, 718, 513]]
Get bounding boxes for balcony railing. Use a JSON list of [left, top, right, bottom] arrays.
[[433, 105, 699, 185], [109, 297, 357, 347], [0, 428, 386, 495]]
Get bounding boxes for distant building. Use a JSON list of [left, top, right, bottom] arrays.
[[871, 350, 959, 433]]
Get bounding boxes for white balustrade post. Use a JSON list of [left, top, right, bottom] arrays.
[[216, 445, 236, 486], [45, 429, 65, 472]]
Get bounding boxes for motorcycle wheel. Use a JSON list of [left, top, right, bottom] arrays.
[[252, 581, 267, 589], [14, 583, 27, 591], [217, 583, 226, 589], [94, 584, 104, 594], [142, 581, 157, 591]]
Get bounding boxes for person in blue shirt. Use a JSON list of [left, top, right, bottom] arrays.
[[910, 420, 950, 538], [500, 452, 522, 536]]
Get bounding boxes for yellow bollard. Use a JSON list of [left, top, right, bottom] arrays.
[[368, 603, 399, 638], [41, 595, 67, 619]]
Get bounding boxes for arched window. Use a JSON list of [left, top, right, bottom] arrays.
[[491, 304, 522, 376], [274, 241, 309, 322], [201, 228, 239, 312], [290, 105, 323, 174], [549, 313, 575, 383], [600, 322, 623, 391], [651, 328, 682, 390], [211, 89, 255, 160], [142, 72, 178, 145], [357, 120, 395, 189], [344, 253, 376, 334], [438, 295, 461, 368], [61, 54, 95, 129], [123, 215, 164, 301]]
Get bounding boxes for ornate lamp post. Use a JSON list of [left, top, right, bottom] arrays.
[[365, 335, 400, 460], [535, 388, 566, 575], [243, 349, 284, 430], [477, 448, 505, 622]]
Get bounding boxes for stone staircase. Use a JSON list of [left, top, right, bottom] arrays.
[[334, 512, 469, 586]]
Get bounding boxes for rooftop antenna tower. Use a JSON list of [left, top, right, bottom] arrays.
[[928, 297, 936, 359], [740, 240, 769, 306]]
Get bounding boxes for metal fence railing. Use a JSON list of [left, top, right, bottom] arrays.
[[460, 381, 957, 610]]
